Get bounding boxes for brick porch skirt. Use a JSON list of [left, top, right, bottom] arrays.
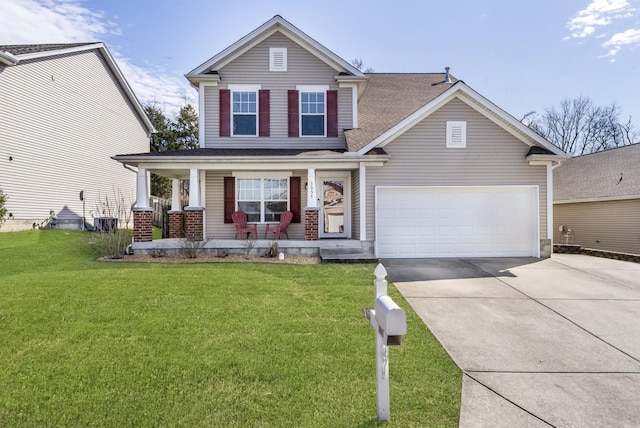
[[304, 208, 319, 241], [133, 209, 153, 242]]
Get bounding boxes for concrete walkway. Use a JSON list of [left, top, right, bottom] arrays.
[[383, 254, 640, 427]]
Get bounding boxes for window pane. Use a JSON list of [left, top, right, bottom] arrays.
[[264, 179, 288, 200], [302, 115, 324, 136], [238, 202, 260, 222], [264, 201, 287, 222], [233, 115, 256, 135], [301, 92, 308, 102]]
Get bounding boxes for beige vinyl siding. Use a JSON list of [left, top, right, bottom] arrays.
[[203, 32, 352, 149], [365, 98, 547, 240], [0, 50, 149, 225], [554, 199, 640, 255], [204, 170, 308, 239]]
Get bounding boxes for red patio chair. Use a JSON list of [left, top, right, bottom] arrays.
[[264, 211, 293, 240], [231, 211, 258, 239]]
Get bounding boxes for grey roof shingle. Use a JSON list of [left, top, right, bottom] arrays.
[[554, 143, 640, 201], [114, 147, 348, 158], [345, 73, 457, 151], [0, 43, 96, 56]]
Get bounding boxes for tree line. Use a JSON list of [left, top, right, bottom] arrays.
[[144, 103, 198, 199], [523, 96, 638, 155]]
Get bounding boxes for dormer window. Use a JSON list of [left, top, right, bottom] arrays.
[[269, 48, 287, 72]]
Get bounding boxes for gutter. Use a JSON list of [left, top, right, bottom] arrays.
[[0, 51, 18, 66]]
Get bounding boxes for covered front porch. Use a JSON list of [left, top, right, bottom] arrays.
[[112, 148, 387, 258]]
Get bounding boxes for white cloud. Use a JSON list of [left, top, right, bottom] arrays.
[[602, 28, 640, 55], [0, 0, 191, 115], [567, 0, 634, 38]]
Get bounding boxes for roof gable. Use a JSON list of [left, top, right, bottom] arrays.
[[186, 15, 365, 83], [352, 79, 567, 158], [554, 143, 640, 202], [0, 43, 154, 134]]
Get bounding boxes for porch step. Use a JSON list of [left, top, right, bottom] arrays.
[[319, 247, 378, 264]]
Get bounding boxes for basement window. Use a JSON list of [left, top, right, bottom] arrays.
[[446, 121, 466, 148]]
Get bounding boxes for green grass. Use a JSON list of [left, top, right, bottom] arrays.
[[0, 230, 461, 427]]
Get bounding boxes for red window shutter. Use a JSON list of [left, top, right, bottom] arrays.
[[327, 89, 338, 137], [223, 177, 235, 223], [258, 90, 270, 137], [288, 90, 299, 137], [290, 176, 301, 223], [219, 89, 230, 137]]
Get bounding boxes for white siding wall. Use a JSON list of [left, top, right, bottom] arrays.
[[366, 98, 547, 241], [0, 50, 150, 228], [204, 170, 308, 239], [203, 32, 352, 149], [554, 199, 640, 255]]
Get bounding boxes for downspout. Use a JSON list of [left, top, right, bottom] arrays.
[[121, 163, 138, 255]]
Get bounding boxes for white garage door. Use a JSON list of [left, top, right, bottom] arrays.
[[376, 186, 539, 258]]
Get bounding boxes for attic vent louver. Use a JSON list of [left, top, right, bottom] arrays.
[[270, 47, 287, 72]]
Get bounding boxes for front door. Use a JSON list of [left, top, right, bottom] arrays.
[[318, 173, 350, 238]]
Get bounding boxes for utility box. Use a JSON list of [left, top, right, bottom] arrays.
[[375, 295, 406, 346]]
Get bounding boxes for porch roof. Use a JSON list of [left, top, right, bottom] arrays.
[[113, 147, 388, 175]]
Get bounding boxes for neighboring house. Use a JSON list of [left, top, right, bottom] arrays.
[[113, 15, 567, 258], [0, 43, 154, 231], [554, 143, 640, 255]]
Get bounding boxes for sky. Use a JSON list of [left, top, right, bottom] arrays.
[[1, 0, 639, 123]]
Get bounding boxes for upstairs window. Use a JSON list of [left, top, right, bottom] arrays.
[[220, 85, 269, 137], [292, 85, 333, 137], [232, 91, 257, 136], [301, 91, 325, 136]]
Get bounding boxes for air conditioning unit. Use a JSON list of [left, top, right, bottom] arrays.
[[94, 217, 118, 232]]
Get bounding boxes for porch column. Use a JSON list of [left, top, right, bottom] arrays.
[[135, 168, 150, 209], [304, 208, 319, 241], [306, 168, 317, 207], [188, 168, 201, 208], [171, 179, 181, 211], [133, 209, 153, 242], [168, 178, 184, 238], [133, 168, 152, 242], [305, 168, 319, 240], [185, 168, 204, 241]]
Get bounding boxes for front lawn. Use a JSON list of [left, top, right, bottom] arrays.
[[0, 230, 460, 427]]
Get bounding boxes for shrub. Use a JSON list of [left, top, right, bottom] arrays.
[[90, 189, 133, 259], [0, 187, 7, 226]]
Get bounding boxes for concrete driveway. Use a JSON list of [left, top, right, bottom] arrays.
[[383, 254, 640, 427]]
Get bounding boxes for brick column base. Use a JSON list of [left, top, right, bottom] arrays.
[[168, 211, 185, 239], [133, 209, 153, 242], [185, 208, 204, 241], [304, 207, 319, 241]]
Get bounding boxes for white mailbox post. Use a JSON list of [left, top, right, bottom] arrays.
[[363, 263, 407, 422]]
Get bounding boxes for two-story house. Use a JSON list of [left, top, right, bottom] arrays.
[[1, 43, 154, 231], [114, 15, 568, 259]]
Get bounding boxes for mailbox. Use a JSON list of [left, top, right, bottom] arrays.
[[375, 295, 406, 346]]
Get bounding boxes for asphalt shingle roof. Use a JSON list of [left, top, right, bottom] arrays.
[[554, 143, 640, 201], [0, 43, 96, 56], [345, 73, 457, 151]]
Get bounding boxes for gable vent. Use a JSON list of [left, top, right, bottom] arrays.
[[446, 121, 466, 148], [270, 47, 287, 72]]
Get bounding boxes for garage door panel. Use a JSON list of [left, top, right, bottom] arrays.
[[376, 186, 538, 258]]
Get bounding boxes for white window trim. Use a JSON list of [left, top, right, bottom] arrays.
[[446, 121, 467, 148], [233, 174, 292, 223], [269, 48, 287, 72], [228, 84, 262, 137], [296, 85, 329, 138]]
